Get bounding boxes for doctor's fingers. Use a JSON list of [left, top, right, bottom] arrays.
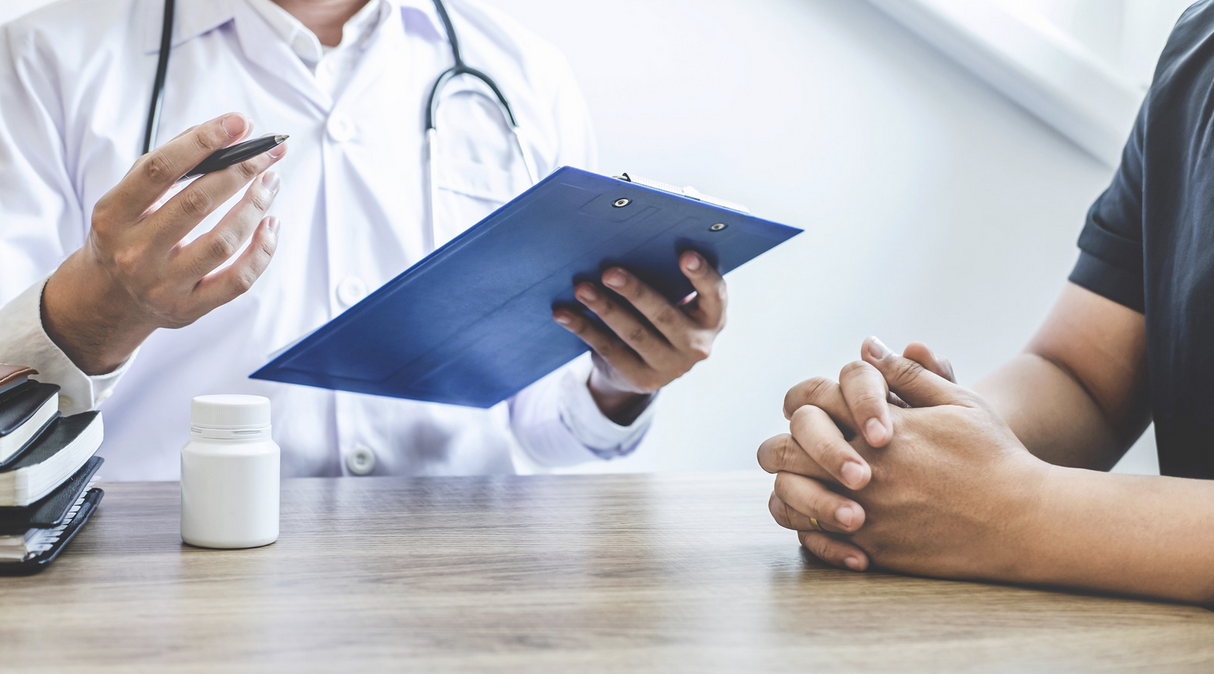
[[97, 114, 253, 226], [174, 171, 282, 280], [189, 216, 281, 314], [573, 283, 686, 372], [771, 473, 866, 535], [166, 116, 253, 144], [678, 252, 728, 331], [599, 267, 701, 350], [148, 139, 287, 249], [552, 310, 657, 390]]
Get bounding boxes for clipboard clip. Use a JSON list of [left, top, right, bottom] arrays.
[[614, 173, 751, 214]]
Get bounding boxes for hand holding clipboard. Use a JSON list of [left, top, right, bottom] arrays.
[[252, 168, 802, 408]]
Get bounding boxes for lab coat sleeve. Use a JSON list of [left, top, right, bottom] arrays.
[[506, 47, 656, 467], [0, 279, 136, 415], [0, 23, 134, 413], [509, 355, 658, 467]]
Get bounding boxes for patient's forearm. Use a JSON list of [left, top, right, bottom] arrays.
[[975, 353, 1142, 470], [1017, 467, 1214, 604]]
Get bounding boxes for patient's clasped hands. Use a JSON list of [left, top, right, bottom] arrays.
[[760, 337, 1054, 583]]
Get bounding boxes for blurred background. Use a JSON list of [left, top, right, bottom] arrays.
[[0, 0, 1194, 475]]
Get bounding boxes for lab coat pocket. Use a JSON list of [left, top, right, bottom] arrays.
[[432, 157, 528, 248]]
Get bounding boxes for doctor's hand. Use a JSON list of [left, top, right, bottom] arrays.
[[757, 339, 956, 571], [41, 113, 287, 376], [553, 251, 727, 424]]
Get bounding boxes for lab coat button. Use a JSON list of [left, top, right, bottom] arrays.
[[327, 113, 356, 143], [290, 35, 312, 61], [336, 276, 368, 307], [347, 446, 376, 476]]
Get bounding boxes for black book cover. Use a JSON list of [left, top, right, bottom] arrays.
[[0, 381, 59, 436], [0, 378, 61, 468], [0, 381, 61, 468], [0, 456, 103, 534], [0, 488, 103, 575], [0, 411, 99, 473]]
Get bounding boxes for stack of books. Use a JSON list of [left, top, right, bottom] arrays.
[[0, 364, 104, 575]]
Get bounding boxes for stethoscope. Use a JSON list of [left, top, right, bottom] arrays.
[[144, 0, 539, 250]]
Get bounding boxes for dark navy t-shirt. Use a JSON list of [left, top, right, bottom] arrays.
[[1068, 1, 1214, 478]]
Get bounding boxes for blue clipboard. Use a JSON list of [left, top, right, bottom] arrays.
[[251, 167, 802, 408]]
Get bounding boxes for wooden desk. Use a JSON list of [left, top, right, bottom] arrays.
[[0, 472, 1210, 672]]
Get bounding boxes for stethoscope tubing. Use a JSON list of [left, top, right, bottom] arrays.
[[143, 0, 175, 155], [145, 0, 539, 253]]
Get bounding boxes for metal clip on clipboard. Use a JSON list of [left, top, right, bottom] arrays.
[[614, 173, 752, 214]]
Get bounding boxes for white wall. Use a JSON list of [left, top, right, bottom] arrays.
[[0, 0, 1160, 475], [1008, 0, 1192, 88]]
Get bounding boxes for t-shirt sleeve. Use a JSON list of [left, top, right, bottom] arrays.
[[1068, 96, 1148, 313]]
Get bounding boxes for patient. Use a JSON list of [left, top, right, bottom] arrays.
[[757, 3, 1214, 604]]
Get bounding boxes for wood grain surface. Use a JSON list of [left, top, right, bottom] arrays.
[[0, 472, 1210, 673]]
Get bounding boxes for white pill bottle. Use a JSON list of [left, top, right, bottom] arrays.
[[181, 395, 280, 549]]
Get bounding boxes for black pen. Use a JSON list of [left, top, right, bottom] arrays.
[[177, 134, 289, 183]]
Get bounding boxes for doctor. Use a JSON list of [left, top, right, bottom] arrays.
[[0, 0, 729, 479]]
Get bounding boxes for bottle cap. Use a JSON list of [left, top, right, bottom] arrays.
[[191, 395, 271, 430]]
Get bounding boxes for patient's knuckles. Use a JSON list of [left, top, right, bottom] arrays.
[[772, 471, 800, 502], [755, 435, 782, 472], [888, 357, 926, 387], [773, 434, 802, 472], [809, 537, 831, 562], [838, 360, 871, 383], [788, 404, 824, 434], [806, 535, 840, 565], [785, 377, 838, 415], [805, 432, 844, 469], [768, 492, 793, 528]]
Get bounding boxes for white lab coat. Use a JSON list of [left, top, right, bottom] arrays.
[[0, 0, 654, 479]]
